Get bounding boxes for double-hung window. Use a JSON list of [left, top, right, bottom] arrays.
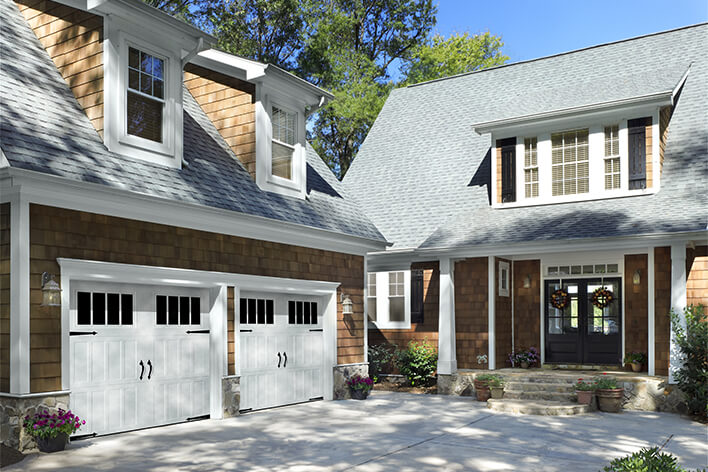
[[127, 47, 165, 143], [388, 272, 405, 322], [524, 137, 539, 198], [367, 273, 377, 321], [551, 129, 589, 196], [604, 125, 620, 190], [271, 106, 296, 180]]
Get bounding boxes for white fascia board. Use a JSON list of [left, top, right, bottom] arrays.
[[5, 169, 386, 256], [472, 92, 673, 135], [193, 50, 266, 82]]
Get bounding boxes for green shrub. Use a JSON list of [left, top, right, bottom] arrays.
[[670, 304, 707, 419], [395, 339, 437, 386], [368, 343, 396, 382], [602, 447, 702, 472]]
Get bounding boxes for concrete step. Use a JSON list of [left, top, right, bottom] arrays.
[[509, 376, 576, 384], [502, 390, 576, 401], [504, 382, 576, 393], [487, 399, 590, 416]]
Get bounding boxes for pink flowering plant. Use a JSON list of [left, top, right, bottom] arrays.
[[23, 409, 85, 439], [346, 375, 374, 392], [574, 378, 598, 391]]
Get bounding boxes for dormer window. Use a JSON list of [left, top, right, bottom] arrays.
[[551, 129, 589, 196], [271, 105, 296, 180], [524, 137, 539, 198], [604, 125, 620, 190], [127, 47, 165, 143]]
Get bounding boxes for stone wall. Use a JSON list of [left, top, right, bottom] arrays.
[[333, 363, 368, 400], [221, 376, 240, 418], [0, 392, 70, 451]]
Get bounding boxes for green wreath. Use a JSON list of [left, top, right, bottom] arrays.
[[550, 289, 570, 310], [591, 287, 614, 309]]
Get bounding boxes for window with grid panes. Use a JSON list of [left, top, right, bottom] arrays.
[[604, 125, 620, 190], [524, 137, 539, 198], [367, 273, 377, 321], [551, 129, 589, 196], [388, 272, 405, 322], [271, 106, 296, 180], [127, 47, 165, 143]]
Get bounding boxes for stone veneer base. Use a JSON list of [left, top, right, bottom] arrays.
[[333, 363, 369, 400], [0, 392, 70, 452], [222, 376, 241, 418]]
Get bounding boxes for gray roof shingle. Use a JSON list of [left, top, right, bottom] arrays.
[[343, 24, 708, 250], [0, 0, 385, 245]]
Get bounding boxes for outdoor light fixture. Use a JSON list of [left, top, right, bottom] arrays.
[[633, 269, 641, 285], [523, 275, 532, 288], [342, 294, 353, 315], [41, 272, 62, 306]]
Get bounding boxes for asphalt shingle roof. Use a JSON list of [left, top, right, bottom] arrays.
[[343, 24, 708, 250], [0, 0, 385, 245]]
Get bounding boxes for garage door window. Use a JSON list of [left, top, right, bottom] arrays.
[[240, 298, 275, 325], [77, 291, 133, 325], [156, 295, 201, 325], [288, 301, 318, 325]]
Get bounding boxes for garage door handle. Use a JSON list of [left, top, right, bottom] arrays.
[[277, 352, 281, 368], [139, 360, 145, 380], [147, 360, 153, 380], [283, 352, 287, 368]]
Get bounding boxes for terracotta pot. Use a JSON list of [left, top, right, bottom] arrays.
[[631, 362, 642, 373], [36, 433, 68, 453], [473, 379, 491, 401], [596, 388, 624, 412], [576, 390, 594, 405], [520, 361, 530, 369], [350, 388, 370, 400], [490, 386, 504, 399]]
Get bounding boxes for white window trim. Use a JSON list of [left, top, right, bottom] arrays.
[[498, 261, 510, 297], [369, 271, 411, 329]]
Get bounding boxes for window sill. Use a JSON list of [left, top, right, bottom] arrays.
[[492, 187, 658, 209]]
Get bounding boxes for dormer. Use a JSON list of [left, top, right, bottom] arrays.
[[474, 67, 689, 208], [187, 50, 333, 199]]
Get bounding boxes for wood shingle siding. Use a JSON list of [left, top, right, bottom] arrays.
[[184, 64, 257, 179], [29, 204, 364, 392], [654, 247, 671, 376], [687, 245, 708, 308], [16, 0, 104, 138], [0, 204, 10, 393], [512, 260, 540, 355], [624, 254, 648, 370], [659, 105, 672, 178], [645, 120, 653, 188], [454, 258, 488, 369]]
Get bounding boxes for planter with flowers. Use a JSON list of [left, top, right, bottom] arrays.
[[623, 352, 646, 373], [23, 409, 85, 453], [574, 378, 597, 406], [508, 347, 540, 368], [347, 375, 374, 400], [473, 373, 498, 401], [595, 374, 624, 412], [488, 375, 505, 399]]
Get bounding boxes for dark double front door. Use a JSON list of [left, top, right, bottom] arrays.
[[544, 278, 622, 365]]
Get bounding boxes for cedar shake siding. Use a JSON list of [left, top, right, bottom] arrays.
[[184, 64, 257, 179], [0, 203, 10, 392], [645, 120, 653, 188], [454, 258, 488, 369], [659, 105, 672, 177], [495, 258, 512, 369], [16, 0, 104, 137], [624, 254, 648, 370], [368, 261, 440, 352], [687, 245, 708, 308], [512, 260, 541, 354], [29, 204, 364, 392], [654, 247, 671, 376]]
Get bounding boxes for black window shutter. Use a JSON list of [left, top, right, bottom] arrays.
[[628, 117, 650, 190], [410, 269, 424, 324], [498, 138, 516, 202]]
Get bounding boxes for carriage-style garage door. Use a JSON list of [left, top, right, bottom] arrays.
[[238, 291, 325, 411], [70, 282, 211, 436]]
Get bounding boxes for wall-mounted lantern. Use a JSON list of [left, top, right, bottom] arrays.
[[632, 269, 641, 285], [41, 272, 62, 306], [523, 274, 532, 289], [342, 294, 353, 315]]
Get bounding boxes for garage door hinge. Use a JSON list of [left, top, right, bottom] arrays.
[[186, 329, 210, 334], [70, 331, 98, 336]]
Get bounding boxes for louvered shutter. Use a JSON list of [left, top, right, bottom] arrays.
[[628, 117, 650, 190], [410, 269, 424, 324], [498, 138, 516, 202]]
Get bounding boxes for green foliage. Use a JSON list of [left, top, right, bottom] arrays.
[[395, 339, 437, 386], [602, 447, 698, 472], [487, 375, 504, 388], [670, 304, 708, 418], [475, 373, 500, 384], [574, 378, 598, 391], [368, 343, 396, 382], [623, 351, 647, 364], [594, 375, 620, 390]]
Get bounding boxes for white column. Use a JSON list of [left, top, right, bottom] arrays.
[[209, 284, 227, 419], [647, 248, 655, 376], [669, 243, 687, 383], [488, 256, 496, 370], [363, 258, 369, 365], [10, 191, 30, 394], [437, 258, 457, 375]]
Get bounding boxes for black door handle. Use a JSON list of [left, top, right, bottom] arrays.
[[277, 352, 281, 368], [139, 360, 145, 380], [283, 352, 287, 368], [147, 360, 153, 380]]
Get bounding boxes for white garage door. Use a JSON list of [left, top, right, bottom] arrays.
[[70, 282, 210, 436], [239, 291, 325, 411]]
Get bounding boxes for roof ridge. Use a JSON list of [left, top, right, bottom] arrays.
[[407, 22, 708, 89]]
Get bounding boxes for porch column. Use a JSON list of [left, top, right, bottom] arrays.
[[488, 256, 495, 370], [209, 284, 228, 419], [10, 190, 30, 394], [437, 258, 457, 375], [647, 247, 655, 376], [669, 243, 687, 383]]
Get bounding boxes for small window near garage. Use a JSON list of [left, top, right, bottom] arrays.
[[240, 298, 275, 325], [156, 295, 201, 325], [288, 301, 318, 325], [367, 273, 377, 322], [498, 261, 510, 297], [77, 291, 133, 325], [388, 272, 405, 322]]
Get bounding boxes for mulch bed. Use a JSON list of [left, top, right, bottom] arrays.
[[0, 444, 25, 469]]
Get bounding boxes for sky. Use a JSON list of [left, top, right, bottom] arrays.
[[433, 0, 707, 64]]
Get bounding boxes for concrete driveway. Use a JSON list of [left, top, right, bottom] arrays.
[[7, 391, 707, 471]]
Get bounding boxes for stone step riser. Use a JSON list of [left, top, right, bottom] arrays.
[[502, 391, 576, 401], [503, 382, 576, 393], [487, 400, 590, 416], [504, 377, 577, 384]]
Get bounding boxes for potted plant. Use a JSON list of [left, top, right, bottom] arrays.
[[23, 408, 85, 453], [473, 373, 497, 401], [623, 352, 646, 372], [595, 374, 624, 412], [508, 347, 540, 368], [574, 378, 597, 405], [347, 374, 374, 400], [488, 375, 505, 399]]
